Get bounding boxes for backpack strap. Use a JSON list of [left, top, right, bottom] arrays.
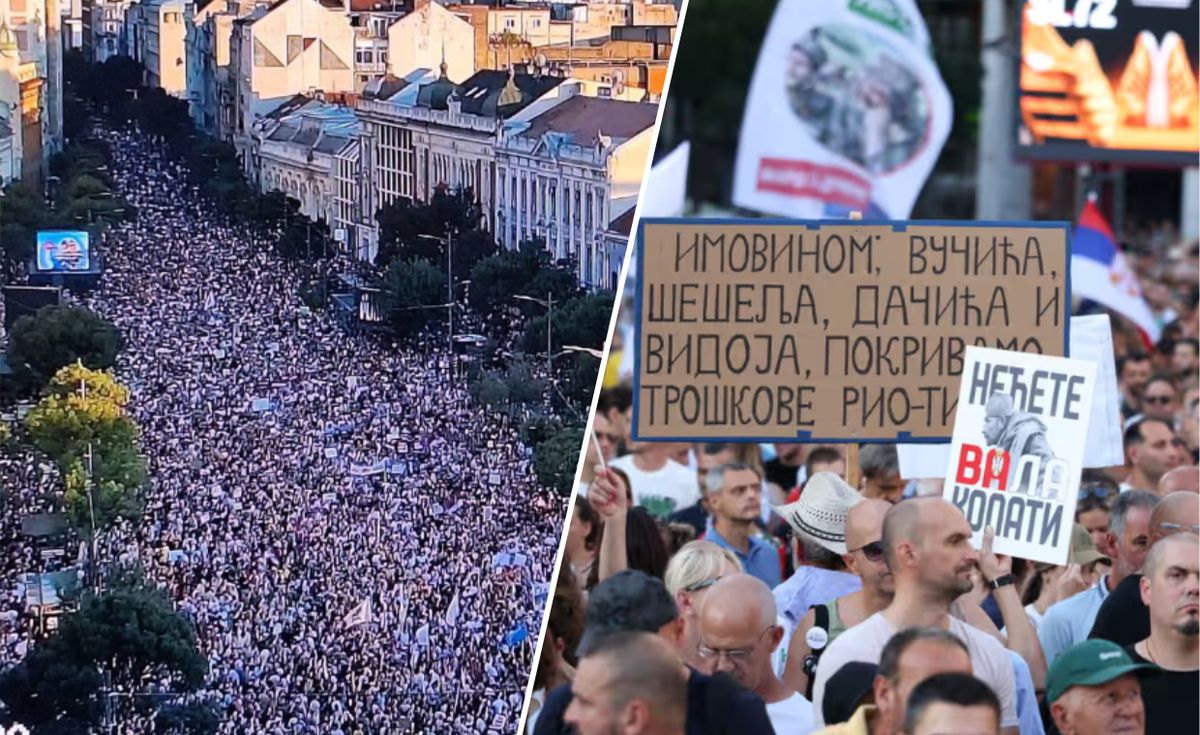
[[802, 603, 832, 700]]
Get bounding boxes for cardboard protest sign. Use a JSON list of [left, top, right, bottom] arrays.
[[943, 346, 1095, 565], [634, 219, 1070, 441], [897, 314, 1123, 477]]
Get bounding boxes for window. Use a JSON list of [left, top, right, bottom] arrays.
[[505, 18, 515, 28], [531, 19, 540, 27]]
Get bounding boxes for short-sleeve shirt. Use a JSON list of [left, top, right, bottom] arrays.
[[707, 527, 782, 588], [810, 612, 1018, 729]]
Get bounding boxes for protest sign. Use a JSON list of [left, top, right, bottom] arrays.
[[733, 0, 951, 219], [943, 346, 1095, 565], [634, 219, 1070, 441], [897, 313, 1123, 477]]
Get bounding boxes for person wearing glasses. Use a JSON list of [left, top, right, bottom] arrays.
[[696, 574, 814, 734], [783, 498, 893, 699], [810, 498, 1019, 733], [663, 540, 744, 670], [1138, 374, 1181, 424], [1090, 492, 1200, 648]]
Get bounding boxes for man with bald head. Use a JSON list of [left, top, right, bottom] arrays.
[[565, 632, 688, 735], [810, 498, 1018, 732], [1126, 532, 1199, 735], [1091, 491, 1200, 646], [1158, 465, 1200, 495], [785, 498, 895, 697], [698, 574, 814, 733]]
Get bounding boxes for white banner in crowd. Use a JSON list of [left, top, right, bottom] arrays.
[[733, 0, 951, 219], [943, 347, 1096, 565], [641, 141, 690, 217], [898, 314, 1124, 478]]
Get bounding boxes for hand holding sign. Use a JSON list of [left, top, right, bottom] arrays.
[[977, 526, 1012, 584], [590, 468, 629, 520]]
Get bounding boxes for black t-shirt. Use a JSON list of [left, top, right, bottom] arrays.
[[533, 668, 776, 735], [1089, 574, 1149, 646], [1125, 645, 1199, 735], [764, 459, 800, 494]]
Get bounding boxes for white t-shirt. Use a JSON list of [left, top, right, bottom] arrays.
[[610, 455, 699, 518], [766, 691, 816, 735], [811, 612, 1018, 729]]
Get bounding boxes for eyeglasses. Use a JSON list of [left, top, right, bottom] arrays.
[[848, 540, 885, 562], [697, 625, 774, 664], [1157, 522, 1200, 534], [1079, 484, 1116, 501], [683, 577, 721, 593], [1143, 395, 1174, 405]]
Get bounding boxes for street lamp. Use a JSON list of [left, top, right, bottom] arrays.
[[417, 231, 457, 354], [513, 292, 554, 376]]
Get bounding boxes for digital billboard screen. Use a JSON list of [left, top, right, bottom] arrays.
[[35, 230, 91, 273], [1017, 0, 1199, 165]]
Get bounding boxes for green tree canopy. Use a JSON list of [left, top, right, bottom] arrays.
[[534, 428, 585, 496], [379, 257, 448, 337], [519, 290, 614, 356], [375, 189, 496, 276], [7, 305, 125, 393], [0, 574, 209, 731]]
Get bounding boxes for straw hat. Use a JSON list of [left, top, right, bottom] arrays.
[[774, 472, 862, 555]]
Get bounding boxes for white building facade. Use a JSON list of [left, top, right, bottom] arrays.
[[494, 94, 655, 288], [229, 0, 354, 164]]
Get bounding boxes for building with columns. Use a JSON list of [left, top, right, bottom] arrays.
[[494, 94, 656, 288], [0, 0, 64, 187], [354, 64, 566, 257], [250, 93, 360, 225]]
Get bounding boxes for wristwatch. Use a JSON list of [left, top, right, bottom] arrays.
[[987, 574, 1014, 591]]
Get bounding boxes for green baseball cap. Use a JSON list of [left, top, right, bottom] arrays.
[[1046, 640, 1159, 703]]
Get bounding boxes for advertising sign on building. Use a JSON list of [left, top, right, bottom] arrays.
[[943, 346, 1096, 565], [733, 0, 953, 219], [1017, 0, 1199, 165], [633, 219, 1070, 442]]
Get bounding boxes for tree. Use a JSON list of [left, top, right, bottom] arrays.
[[0, 574, 210, 732], [520, 290, 615, 356], [24, 364, 145, 532], [375, 189, 496, 275], [0, 181, 52, 274], [534, 428, 585, 496], [467, 240, 576, 318], [520, 413, 564, 447], [7, 305, 125, 393], [379, 258, 447, 337]]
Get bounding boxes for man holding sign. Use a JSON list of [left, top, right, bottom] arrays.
[[945, 347, 1096, 565]]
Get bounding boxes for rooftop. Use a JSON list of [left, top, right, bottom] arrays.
[[454, 68, 564, 118], [518, 95, 656, 144]]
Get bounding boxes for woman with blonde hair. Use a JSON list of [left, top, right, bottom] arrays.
[[663, 539, 743, 669]]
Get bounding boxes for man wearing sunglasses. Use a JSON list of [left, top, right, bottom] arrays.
[[783, 498, 894, 699], [697, 574, 814, 734], [1090, 491, 1200, 648]]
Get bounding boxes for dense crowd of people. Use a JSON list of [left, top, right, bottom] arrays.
[[530, 231, 1199, 734], [3, 123, 568, 733]]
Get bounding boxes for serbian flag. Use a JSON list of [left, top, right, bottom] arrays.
[[1071, 201, 1161, 345]]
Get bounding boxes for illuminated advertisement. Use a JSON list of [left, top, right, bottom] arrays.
[[35, 230, 91, 272], [1017, 0, 1200, 165]]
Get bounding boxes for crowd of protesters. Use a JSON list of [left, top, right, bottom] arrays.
[[2, 123, 567, 734], [529, 232, 1199, 734]]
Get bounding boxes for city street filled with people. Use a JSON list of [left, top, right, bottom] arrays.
[[0, 124, 566, 734]]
